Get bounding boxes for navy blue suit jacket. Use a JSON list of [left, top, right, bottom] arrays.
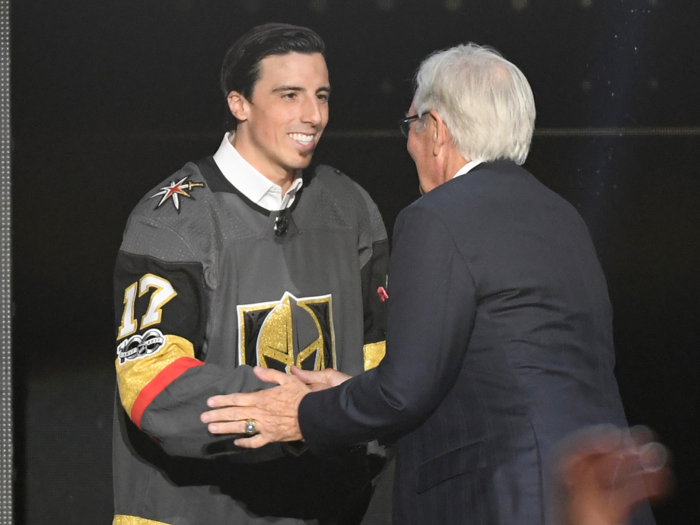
[[299, 160, 655, 525]]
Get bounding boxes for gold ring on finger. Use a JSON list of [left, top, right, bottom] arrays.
[[244, 419, 257, 435]]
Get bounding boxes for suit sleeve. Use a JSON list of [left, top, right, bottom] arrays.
[[114, 215, 276, 460], [353, 182, 389, 371], [299, 204, 477, 454]]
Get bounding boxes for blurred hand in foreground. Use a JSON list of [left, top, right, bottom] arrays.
[[200, 366, 350, 448], [559, 425, 672, 525]]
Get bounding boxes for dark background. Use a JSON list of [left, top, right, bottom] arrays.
[[11, 0, 700, 523]]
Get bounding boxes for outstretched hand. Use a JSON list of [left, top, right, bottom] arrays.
[[291, 366, 351, 390], [559, 425, 672, 525], [200, 366, 350, 448]]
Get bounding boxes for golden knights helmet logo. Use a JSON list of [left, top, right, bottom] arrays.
[[237, 292, 336, 373]]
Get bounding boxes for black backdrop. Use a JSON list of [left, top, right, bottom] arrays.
[[11, 1, 700, 523]]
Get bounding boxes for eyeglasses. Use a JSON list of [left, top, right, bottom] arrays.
[[398, 114, 423, 138]]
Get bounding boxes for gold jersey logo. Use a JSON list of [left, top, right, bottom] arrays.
[[237, 292, 336, 373]]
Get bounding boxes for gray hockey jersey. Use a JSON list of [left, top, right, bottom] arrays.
[[113, 158, 389, 525]]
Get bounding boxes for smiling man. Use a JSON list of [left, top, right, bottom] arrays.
[[111, 24, 389, 525]]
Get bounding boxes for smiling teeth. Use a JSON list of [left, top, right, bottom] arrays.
[[289, 133, 314, 145]]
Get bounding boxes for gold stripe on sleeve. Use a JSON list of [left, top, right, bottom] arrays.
[[363, 341, 386, 370], [115, 334, 196, 417], [113, 515, 171, 525]]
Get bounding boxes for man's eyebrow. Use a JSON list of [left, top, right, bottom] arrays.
[[270, 85, 331, 94], [271, 85, 305, 93]]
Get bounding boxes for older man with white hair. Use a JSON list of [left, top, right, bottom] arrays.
[[201, 44, 661, 525]]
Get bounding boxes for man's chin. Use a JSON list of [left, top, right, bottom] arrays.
[[294, 149, 316, 166], [281, 149, 317, 173]]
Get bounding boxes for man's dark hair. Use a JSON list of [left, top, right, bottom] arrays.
[[220, 23, 326, 131]]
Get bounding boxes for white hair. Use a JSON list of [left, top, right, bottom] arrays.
[[413, 43, 536, 165]]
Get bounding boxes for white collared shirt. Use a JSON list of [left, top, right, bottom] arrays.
[[452, 158, 485, 179], [212, 132, 303, 211]]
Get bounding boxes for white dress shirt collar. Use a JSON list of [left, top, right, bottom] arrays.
[[212, 132, 303, 211], [452, 158, 485, 179]]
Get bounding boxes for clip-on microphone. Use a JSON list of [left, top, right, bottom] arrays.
[[274, 213, 289, 236]]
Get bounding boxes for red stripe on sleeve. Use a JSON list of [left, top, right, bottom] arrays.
[[131, 356, 204, 429]]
